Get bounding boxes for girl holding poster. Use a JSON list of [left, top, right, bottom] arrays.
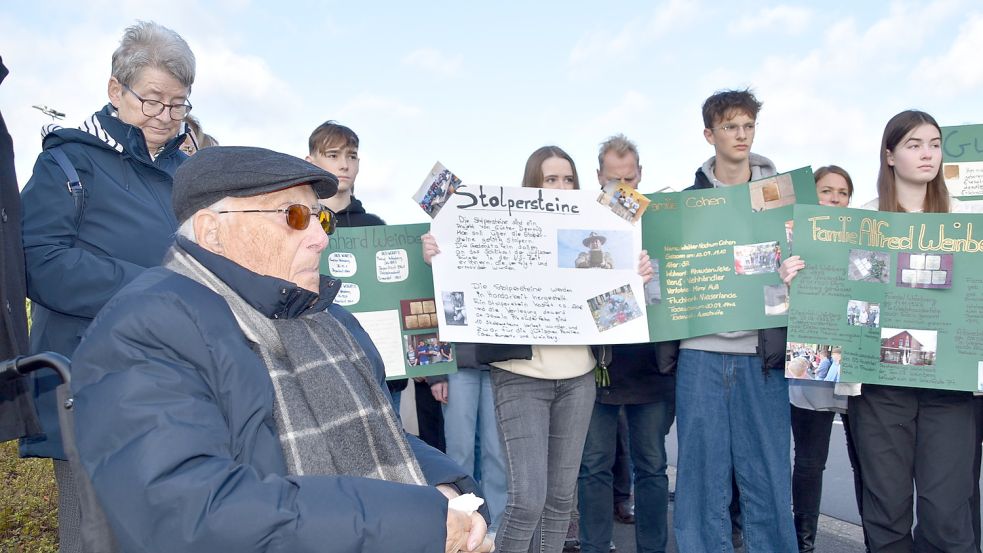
[[846, 111, 977, 552], [425, 146, 596, 553], [781, 166, 868, 553]]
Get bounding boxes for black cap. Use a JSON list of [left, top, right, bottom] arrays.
[[171, 146, 338, 223]]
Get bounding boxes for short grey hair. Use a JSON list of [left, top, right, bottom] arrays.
[[176, 197, 229, 242], [112, 21, 196, 88], [598, 134, 640, 169]]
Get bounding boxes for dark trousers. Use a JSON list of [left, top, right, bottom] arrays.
[[790, 406, 835, 519], [414, 379, 445, 452], [613, 408, 632, 505], [849, 385, 976, 553], [841, 412, 871, 552], [972, 397, 983, 550]]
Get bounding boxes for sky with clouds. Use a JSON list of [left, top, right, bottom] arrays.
[[3, 0, 982, 224]]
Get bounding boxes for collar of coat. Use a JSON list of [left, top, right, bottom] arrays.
[[41, 103, 189, 163], [175, 236, 341, 320]]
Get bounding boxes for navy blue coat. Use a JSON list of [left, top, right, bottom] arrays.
[[19, 104, 187, 458], [71, 239, 473, 552]]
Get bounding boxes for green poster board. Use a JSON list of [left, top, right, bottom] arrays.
[[642, 167, 818, 342], [321, 223, 456, 379], [942, 124, 983, 199], [787, 204, 983, 391]]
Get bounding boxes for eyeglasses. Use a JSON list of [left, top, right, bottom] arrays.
[[710, 122, 757, 136], [216, 204, 336, 235], [123, 85, 193, 120]]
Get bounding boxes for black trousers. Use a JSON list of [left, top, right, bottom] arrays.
[[849, 385, 976, 553], [414, 379, 445, 452], [972, 397, 983, 550], [790, 406, 835, 518], [791, 406, 870, 550]]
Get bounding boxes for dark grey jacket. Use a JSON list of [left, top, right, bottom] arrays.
[[0, 57, 41, 441], [71, 238, 478, 552], [20, 104, 187, 457]]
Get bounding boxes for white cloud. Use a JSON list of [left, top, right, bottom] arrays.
[[402, 48, 463, 76], [733, 5, 813, 35], [568, 0, 700, 65], [911, 13, 983, 97], [589, 90, 651, 130]]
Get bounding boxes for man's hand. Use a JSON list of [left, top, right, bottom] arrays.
[[431, 381, 449, 404], [446, 508, 494, 553], [422, 233, 441, 265], [779, 255, 805, 284], [637, 249, 654, 284]]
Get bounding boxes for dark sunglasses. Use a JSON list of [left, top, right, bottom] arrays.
[[217, 204, 336, 235]]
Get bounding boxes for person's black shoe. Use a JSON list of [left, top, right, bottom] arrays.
[[613, 501, 635, 524]]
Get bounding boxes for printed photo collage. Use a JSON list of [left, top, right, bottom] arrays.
[[785, 247, 950, 382], [401, 297, 454, 368]]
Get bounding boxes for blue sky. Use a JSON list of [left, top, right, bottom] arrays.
[[3, 1, 982, 224]]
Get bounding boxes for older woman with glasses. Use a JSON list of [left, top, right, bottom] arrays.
[[19, 20, 196, 552]]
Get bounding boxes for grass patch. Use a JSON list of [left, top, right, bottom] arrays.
[[0, 439, 58, 552]]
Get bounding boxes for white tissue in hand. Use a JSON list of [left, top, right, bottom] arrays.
[[448, 493, 484, 514]]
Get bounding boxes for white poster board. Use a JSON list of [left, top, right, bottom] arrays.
[[429, 185, 647, 344]]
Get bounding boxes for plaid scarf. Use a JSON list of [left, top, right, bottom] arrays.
[[164, 245, 425, 484]]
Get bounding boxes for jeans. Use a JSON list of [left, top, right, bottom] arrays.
[[441, 368, 507, 532], [578, 400, 675, 553], [492, 368, 596, 553], [674, 349, 797, 553], [849, 385, 976, 553], [613, 410, 632, 506]]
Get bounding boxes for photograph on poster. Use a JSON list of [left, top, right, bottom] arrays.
[[749, 173, 796, 211], [785, 342, 844, 381], [644, 258, 662, 305], [733, 241, 781, 275], [597, 183, 650, 224], [880, 328, 937, 366], [441, 291, 468, 326], [846, 299, 880, 327], [763, 284, 788, 316], [413, 162, 462, 218], [557, 229, 633, 270], [848, 249, 891, 283], [405, 333, 454, 366], [896, 253, 953, 289], [400, 297, 438, 330], [587, 284, 643, 332]]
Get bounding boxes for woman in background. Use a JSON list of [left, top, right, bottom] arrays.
[[20, 21, 195, 551], [781, 165, 866, 552]]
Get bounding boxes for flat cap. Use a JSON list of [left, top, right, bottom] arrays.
[[172, 146, 338, 222]]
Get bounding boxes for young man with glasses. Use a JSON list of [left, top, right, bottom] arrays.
[[673, 89, 797, 552]]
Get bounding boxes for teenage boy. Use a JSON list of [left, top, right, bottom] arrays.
[[576, 134, 675, 553], [305, 121, 407, 406], [673, 90, 797, 552], [306, 121, 384, 227]]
